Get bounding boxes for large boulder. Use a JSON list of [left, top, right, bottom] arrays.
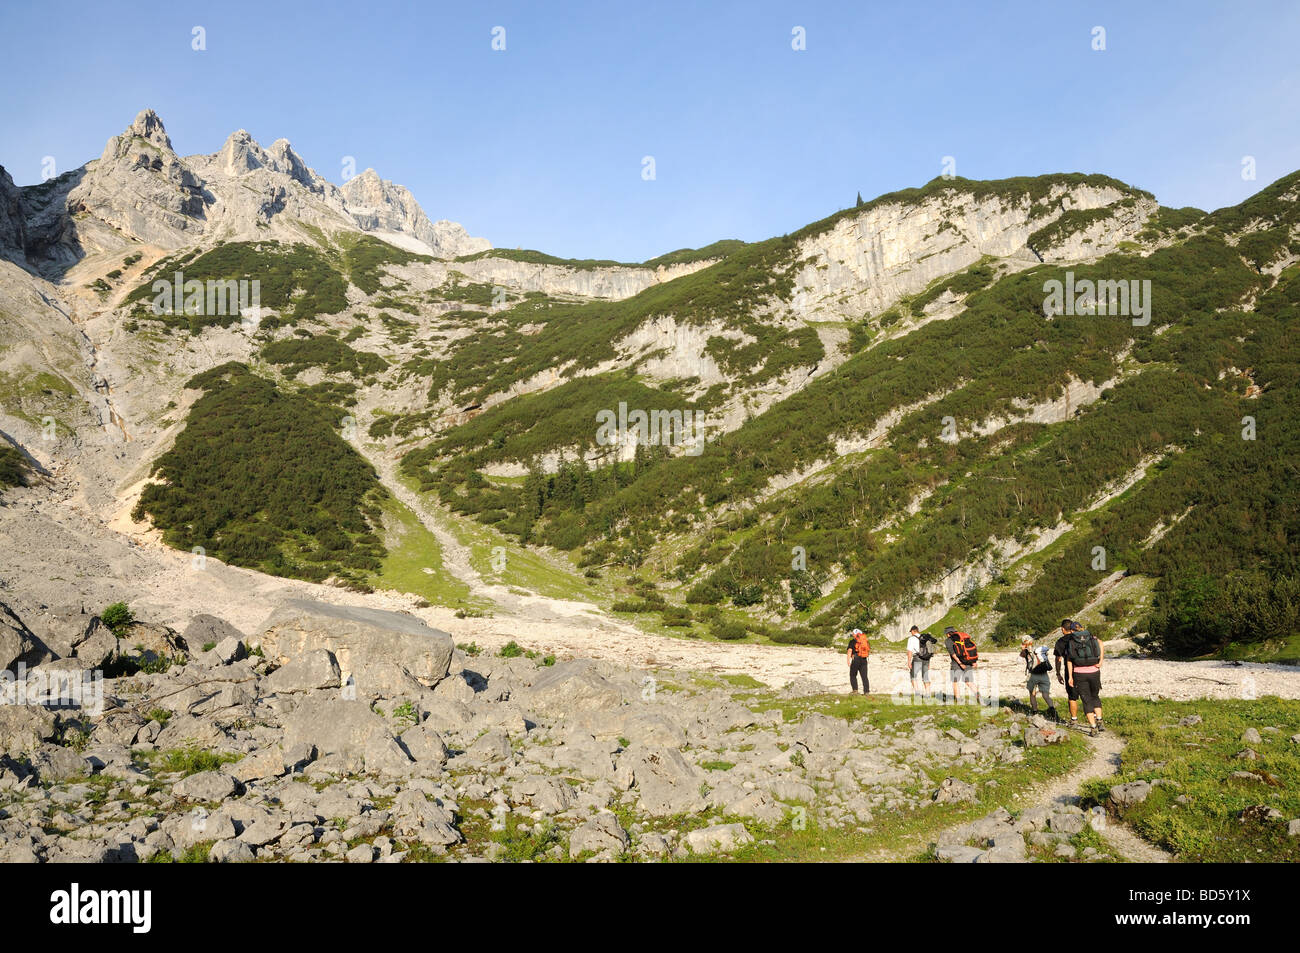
[[683, 822, 753, 855], [118, 622, 185, 664], [173, 770, 240, 803], [793, 713, 854, 752], [631, 746, 705, 817], [280, 697, 412, 776], [25, 743, 89, 782], [182, 615, 245, 654], [17, 605, 101, 660], [399, 724, 449, 766], [0, 602, 50, 670], [266, 649, 341, 694], [568, 813, 630, 858], [390, 789, 460, 846], [518, 660, 624, 720], [1109, 780, 1152, 812], [258, 599, 453, 690], [932, 777, 978, 804], [0, 706, 57, 754]]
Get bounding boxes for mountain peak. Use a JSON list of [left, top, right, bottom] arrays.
[[125, 108, 172, 151]]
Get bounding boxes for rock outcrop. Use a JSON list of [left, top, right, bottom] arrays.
[[0, 597, 1125, 865], [0, 166, 27, 265], [257, 598, 454, 692], [341, 169, 490, 258], [3, 109, 489, 273]]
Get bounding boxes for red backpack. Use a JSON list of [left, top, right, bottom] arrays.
[[951, 632, 978, 665]]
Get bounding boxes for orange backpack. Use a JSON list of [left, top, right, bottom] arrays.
[[951, 632, 978, 665], [852, 633, 871, 658]]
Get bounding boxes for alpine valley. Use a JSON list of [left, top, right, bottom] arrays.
[[1, 109, 1299, 866]]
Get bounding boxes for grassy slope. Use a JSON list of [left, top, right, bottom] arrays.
[[371, 497, 486, 611], [1080, 696, 1300, 862]]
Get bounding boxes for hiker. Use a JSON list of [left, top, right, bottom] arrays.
[[846, 627, 871, 695], [1053, 621, 1080, 727], [944, 626, 980, 704], [906, 625, 935, 698], [1063, 619, 1105, 735], [1019, 636, 1057, 718]]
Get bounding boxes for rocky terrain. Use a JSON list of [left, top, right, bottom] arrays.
[[8, 595, 1269, 864]]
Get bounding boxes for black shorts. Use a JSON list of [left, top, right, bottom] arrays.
[[1074, 670, 1102, 712]]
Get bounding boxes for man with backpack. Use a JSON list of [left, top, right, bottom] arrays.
[[944, 626, 980, 705], [1062, 619, 1105, 735], [1019, 636, 1057, 719], [906, 625, 935, 699], [846, 627, 871, 695], [1053, 621, 1080, 726]]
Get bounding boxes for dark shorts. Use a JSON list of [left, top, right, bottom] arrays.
[[1074, 670, 1102, 712], [1060, 669, 1078, 700], [910, 657, 931, 681]]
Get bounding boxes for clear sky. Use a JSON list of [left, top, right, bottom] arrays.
[[3, 0, 1298, 261]]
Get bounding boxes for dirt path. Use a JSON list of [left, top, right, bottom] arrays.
[[855, 729, 1171, 862], [365, 447, 623, 628]]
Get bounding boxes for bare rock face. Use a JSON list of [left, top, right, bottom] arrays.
[[65, 108, 210, 249], [340, 168, 490, 258], [280, 696, 413, 776], [787, 183, 1156, 323], [0, 601, 49, 670], [0, 166, 27, 264], [2, 108, 489, 272], [257, 598, 453, 690]]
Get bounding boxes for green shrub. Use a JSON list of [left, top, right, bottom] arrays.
[[711, 621, 748, 641], [0, 446, 29, 489], [100, 602, 134, 636]]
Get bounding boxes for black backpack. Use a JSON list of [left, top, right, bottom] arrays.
[[915, 632, 935, 661], [1067, 630, 1101, 666]]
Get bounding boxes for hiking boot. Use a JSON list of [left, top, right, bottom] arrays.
[[1088, 724, 1098, 737], [1096, 719, 1105, 733]]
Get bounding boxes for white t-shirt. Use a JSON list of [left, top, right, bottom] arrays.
[[906, 635, 920, 654]]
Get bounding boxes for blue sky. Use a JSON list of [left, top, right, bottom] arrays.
[[3, 0, 1299, 261]]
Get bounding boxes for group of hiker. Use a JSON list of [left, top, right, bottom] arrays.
[[845, 618, 1106, 735]]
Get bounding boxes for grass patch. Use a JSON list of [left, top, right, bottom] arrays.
[[1078, 696, 1300, 862]]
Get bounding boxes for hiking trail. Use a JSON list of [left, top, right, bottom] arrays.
[[851, 728, 1172, 863]]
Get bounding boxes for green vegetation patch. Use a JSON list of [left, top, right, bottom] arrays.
[[0, 445, 29, 489], [126, 241, 348, 331], [133, 362, 387, 584], [262, 334, 388, 379], [1080, 696, 1300, 862]]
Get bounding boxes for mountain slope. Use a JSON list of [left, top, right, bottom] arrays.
[[1, 109, 1295, 662]]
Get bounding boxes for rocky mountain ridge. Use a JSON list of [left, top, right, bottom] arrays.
[[0, 109, 492, 275]]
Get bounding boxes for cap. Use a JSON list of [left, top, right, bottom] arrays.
[[909, 625, 919, 633], [1021, 636, 1034, 645], [943, 626, 957, 635]]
